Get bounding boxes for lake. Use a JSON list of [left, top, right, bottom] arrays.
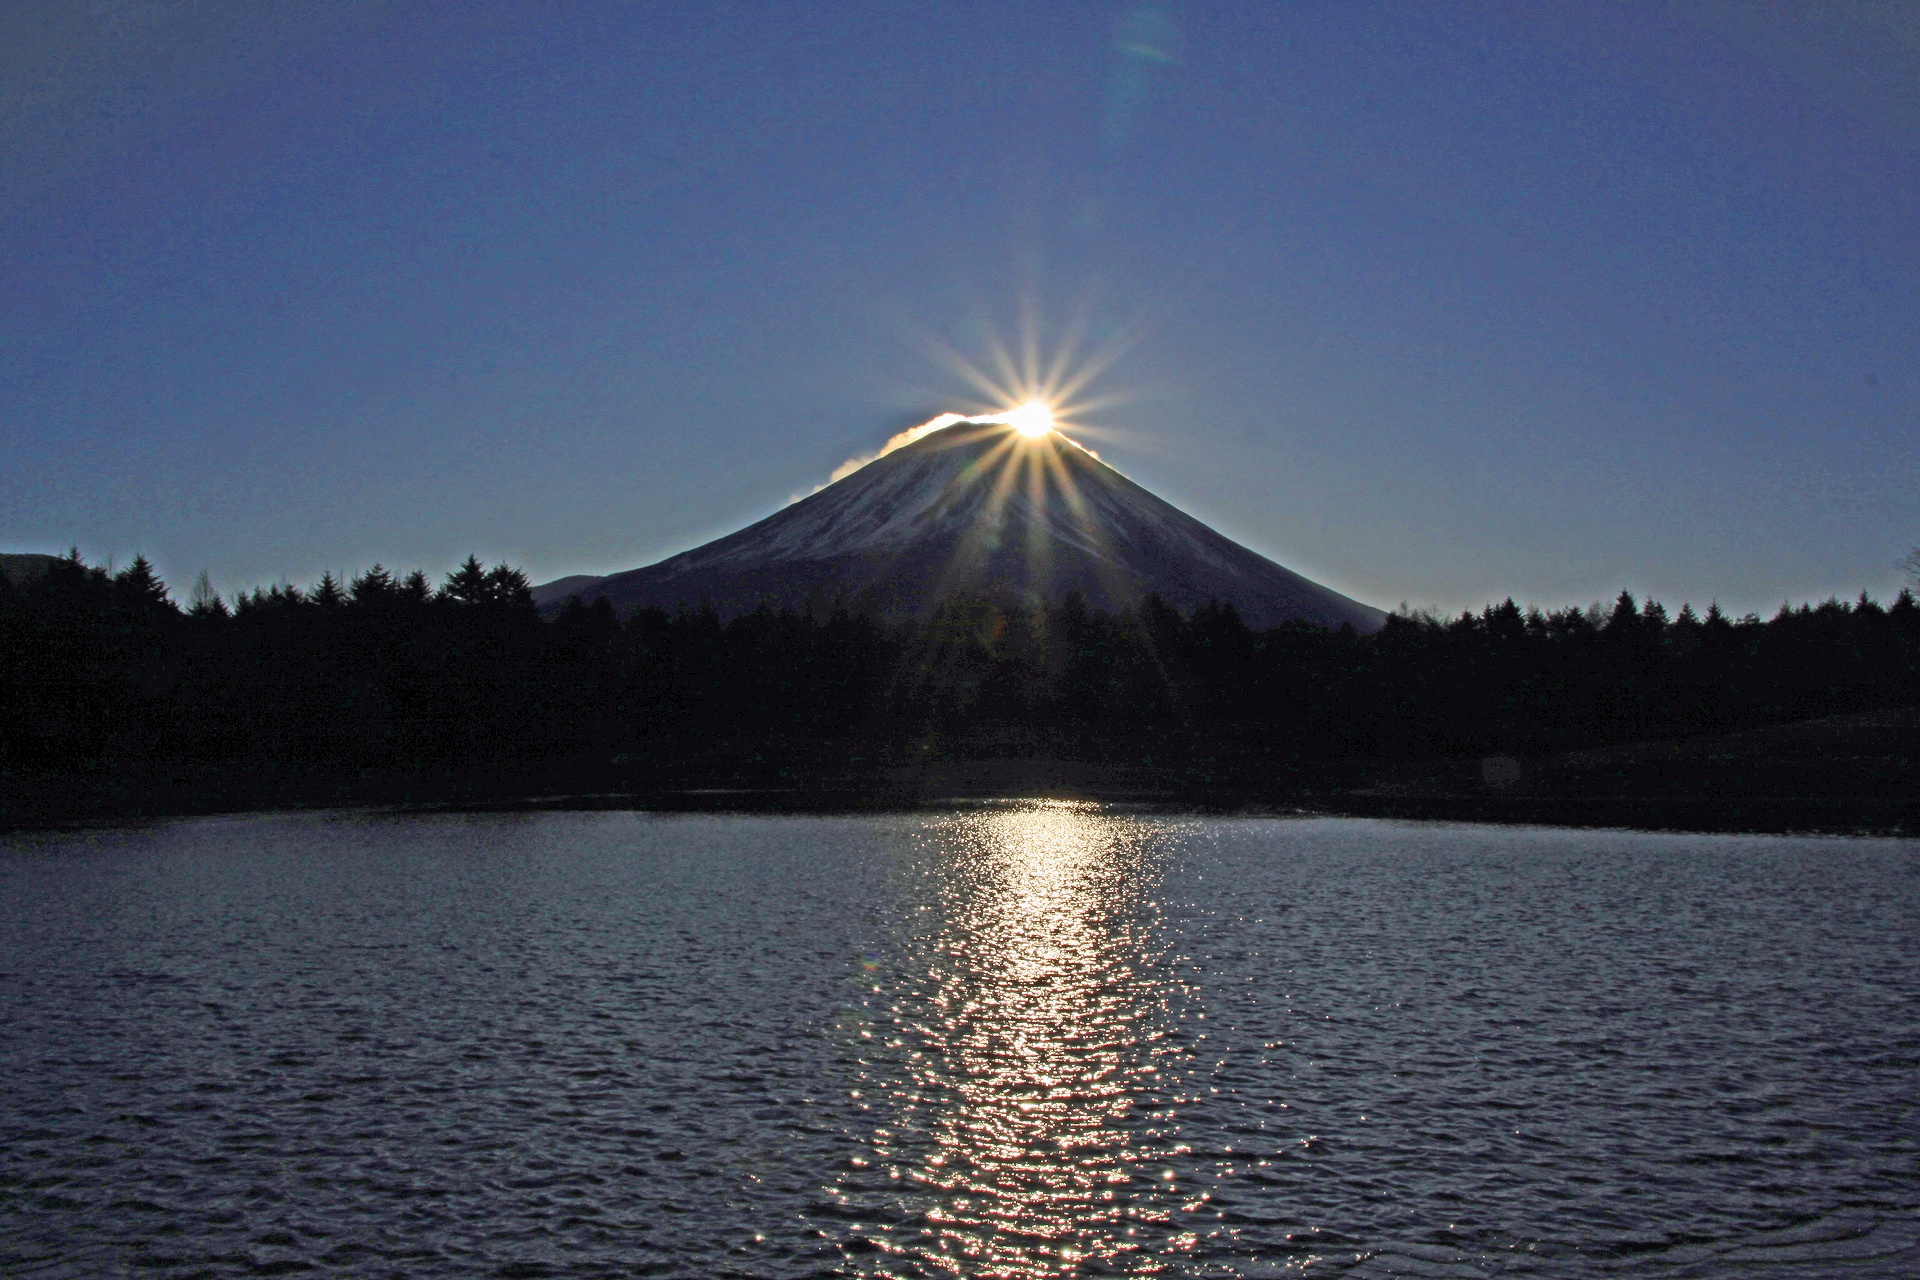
[[2, 808, 1915, 1277]]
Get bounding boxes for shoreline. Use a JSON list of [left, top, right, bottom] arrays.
[[6, 707, 1914, 838], [8, 793, 1914, 840], [5, 774, 1914, 843]]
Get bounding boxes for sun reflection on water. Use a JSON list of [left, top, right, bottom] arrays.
[[835, 802, 1191, 1276]]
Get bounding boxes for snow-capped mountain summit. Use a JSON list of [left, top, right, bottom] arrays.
[[533, 420, 1385, 631]]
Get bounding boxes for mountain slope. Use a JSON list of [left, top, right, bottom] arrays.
[[2, 552, 62, 588], [534, 421, 1385, 631]]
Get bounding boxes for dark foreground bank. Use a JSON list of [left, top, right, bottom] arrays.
[[5, 706, 1914, 836], [7, 552, 1917, 835]]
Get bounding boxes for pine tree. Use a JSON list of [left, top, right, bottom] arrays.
[[189, 570, 229, 618], [484, 563, 533, 609], [441, 556, 489, 605], [350, 564, 395, 606], [1485, 597, 1524, 641], [114, 555, 172, 610]]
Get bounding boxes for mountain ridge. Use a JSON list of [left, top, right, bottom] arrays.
[[534, 421, 1386, 631]]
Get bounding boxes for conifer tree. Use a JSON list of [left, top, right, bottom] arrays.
[[484, 563, 534, 609], [188, 570, 228, 618], [114, 555, 172, 610], [442, 556, 489, 604], [350, 564, 395, 606]]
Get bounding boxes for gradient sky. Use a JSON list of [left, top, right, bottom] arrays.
[[5, 1, 1916, 615]]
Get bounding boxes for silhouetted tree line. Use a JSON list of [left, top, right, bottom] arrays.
[[3, 549, 1917, 775]]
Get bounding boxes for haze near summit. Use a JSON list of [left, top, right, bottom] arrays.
[[3, 2, 1914, 614]]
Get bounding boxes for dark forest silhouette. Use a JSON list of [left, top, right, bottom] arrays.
[[4, 550, 1917, 792]]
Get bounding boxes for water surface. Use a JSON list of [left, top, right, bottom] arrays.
[[2, 809, 1915, 1276]]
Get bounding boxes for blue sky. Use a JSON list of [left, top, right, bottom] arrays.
[[4, 1, 1915, 614]]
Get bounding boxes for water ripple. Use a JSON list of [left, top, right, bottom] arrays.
[[1, 810, 1915, 1277]]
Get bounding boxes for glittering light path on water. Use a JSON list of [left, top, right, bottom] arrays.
[[828, 804, 1242, 1274]]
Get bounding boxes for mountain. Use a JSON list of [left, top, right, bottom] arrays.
[[2, 552, 62, 588], [533, 420, 1386, 631]]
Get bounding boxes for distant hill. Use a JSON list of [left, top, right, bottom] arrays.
[[534, 420, 1385, 631], [1, 553, 61, 588]]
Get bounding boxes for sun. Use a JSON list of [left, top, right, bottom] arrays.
[[1005, 401, 1054, 438]]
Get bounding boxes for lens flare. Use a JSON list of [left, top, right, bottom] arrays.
[[804, 293, 1145, 501], [1005, 401, 1054, 438]]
